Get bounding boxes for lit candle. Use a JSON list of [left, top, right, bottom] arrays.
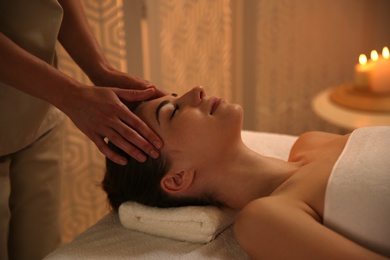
[[383, 46, 389, 58], [354, 54, 372, 90], [371, 50, 379, 61], [371, 46, 390, 93]]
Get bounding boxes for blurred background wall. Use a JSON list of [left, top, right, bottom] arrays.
[[140, 0, 390, 134], [57, 0, 390, 244]]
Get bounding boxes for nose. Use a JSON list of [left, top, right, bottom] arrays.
[[179, 86, 205, 107]]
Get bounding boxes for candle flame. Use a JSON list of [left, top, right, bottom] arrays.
[[371, 50, 379, 61], [383, 46, 389, 59], [359, 54, 367, 65]]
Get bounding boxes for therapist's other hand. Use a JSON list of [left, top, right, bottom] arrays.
[[64, 86, 163, 165]]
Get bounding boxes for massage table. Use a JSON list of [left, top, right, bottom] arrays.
[[45, 130, 297, 259]]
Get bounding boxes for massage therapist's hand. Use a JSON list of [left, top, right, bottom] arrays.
[[89, 65, 168, 99], [62, 83, 164, 165], [85, 65, 168, 165]]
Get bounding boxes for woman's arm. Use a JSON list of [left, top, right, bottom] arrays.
[[235, 197, 389, 260], [57, 0, 109, 81], [57, 0, 166, 97], [0, 31, 161, 164]]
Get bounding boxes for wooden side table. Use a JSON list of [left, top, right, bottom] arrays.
[[312, 88, 390, 130]]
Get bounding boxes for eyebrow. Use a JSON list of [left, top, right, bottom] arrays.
[[155, 100, 170, 125]]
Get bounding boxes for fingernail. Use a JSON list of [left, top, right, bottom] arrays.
[[137, 153, 147, 162], [119, 159, 127, 166], [150, 150, 159, 159], [154, 141, 163, 149]]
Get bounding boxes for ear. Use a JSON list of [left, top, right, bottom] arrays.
[[160, 168, 195, 194]]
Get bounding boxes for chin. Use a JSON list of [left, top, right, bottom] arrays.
[[230, 103, 244, 127], [222, 103, 244, 141]]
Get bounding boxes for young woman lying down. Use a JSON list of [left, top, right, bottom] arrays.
[[102, 86, 390, 259]]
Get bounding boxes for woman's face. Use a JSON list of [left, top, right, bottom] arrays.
[[136, 86, 243, 164]]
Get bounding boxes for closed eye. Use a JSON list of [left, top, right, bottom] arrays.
[[170, 104, 179, 120]]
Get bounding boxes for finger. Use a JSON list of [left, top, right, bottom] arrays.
[[117, 108, 163, 149], [132, 75, 149, 88], [93, 135, 130, 165], [141, 83, 168, 100], [122, 75, 153, 90], [105, 130, 151, 163], [151, 87, 169, 99], [115, 88, 155, 102], [99, 127, 153, 163], [118, 120, 162, 159]]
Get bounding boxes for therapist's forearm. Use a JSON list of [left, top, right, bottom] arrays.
[[57, 0, 112, 83], [0, 32, 82, 111]]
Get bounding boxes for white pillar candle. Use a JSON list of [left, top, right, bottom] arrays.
[[371, 47, 390, 93], [354, 54, 373, 89]]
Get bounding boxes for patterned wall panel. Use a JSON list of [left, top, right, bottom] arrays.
[[82, 0, 127, 71], [57, 0, 126, 244], [154, 0, 233, 99]]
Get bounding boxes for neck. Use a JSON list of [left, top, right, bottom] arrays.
[[208, 142, 298, 210]]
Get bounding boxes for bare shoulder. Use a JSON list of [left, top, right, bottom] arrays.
[[289, 131, 345, 162], [293, 131, 341, 150]]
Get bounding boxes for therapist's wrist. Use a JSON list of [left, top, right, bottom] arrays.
[[52, 78, 86, 114], [85, 60, 116, 86]]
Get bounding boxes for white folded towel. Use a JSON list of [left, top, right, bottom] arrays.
[[119, 201, 237, 243]]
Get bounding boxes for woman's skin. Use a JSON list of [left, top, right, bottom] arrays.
[[136, 86, 388, 260]]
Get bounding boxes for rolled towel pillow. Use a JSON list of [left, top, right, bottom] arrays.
[[119, 201, 237, 243]]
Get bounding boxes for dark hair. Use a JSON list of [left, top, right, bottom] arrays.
[[102, 141, 219, 211]]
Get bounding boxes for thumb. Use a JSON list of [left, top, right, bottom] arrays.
[[115, 88, 155, 102]]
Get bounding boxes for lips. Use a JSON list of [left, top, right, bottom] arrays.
[[210, 98, 222, 115]]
